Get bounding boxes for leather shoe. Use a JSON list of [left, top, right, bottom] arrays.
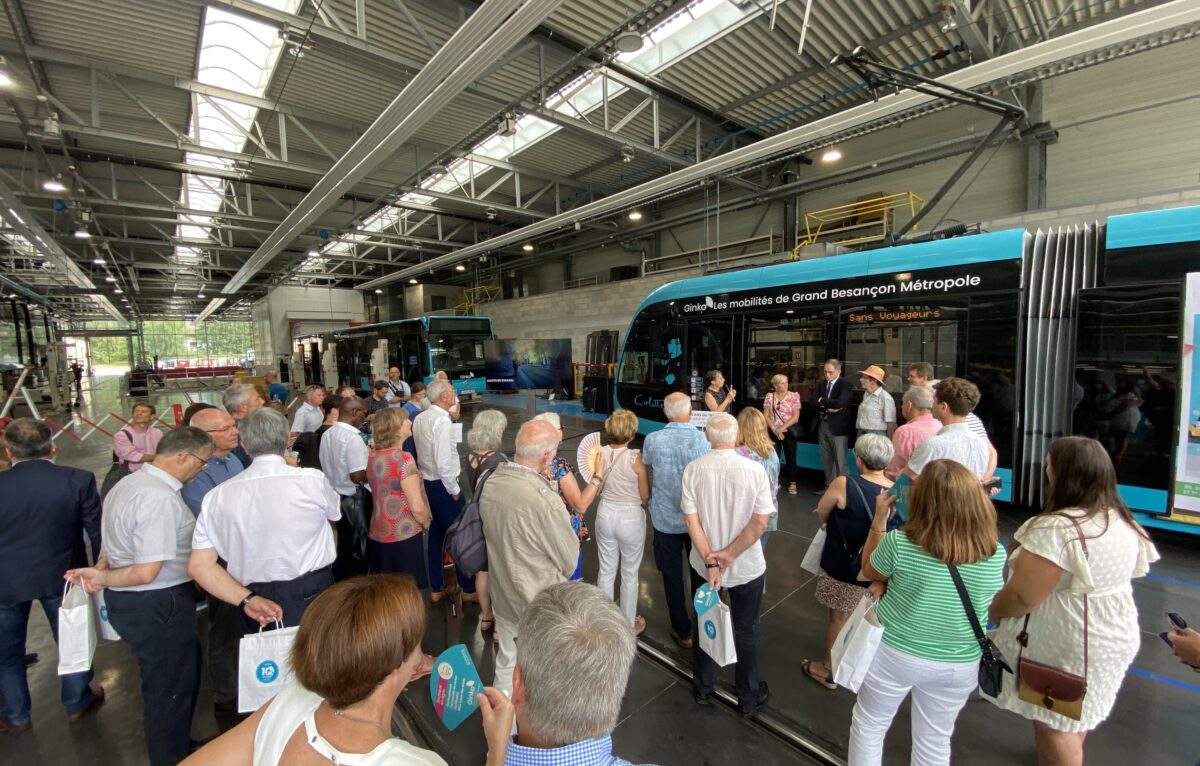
[[693, 690, 713, 707], [68, 687, 105, 723], [0, 719, 31, 733], [670, 629, 694, 649], [738, 681, 770, 716]]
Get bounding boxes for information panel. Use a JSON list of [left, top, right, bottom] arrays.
[[1173, 272, 1200, 520]]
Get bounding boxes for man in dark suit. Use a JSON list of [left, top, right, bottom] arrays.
[[816, 358, 854, 491], [0, 418, 105, 731]]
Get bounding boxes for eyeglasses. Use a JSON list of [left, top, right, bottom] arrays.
[[204, 425, 237, 434], [183, 452, 209, 466]]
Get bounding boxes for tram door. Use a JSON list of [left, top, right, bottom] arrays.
[[684, 317, 734, 409]]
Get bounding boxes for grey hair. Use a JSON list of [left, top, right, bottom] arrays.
[[223, 382, 256, 413], [903, 385, 935, 411], [425, 378, 452, 405], [3, 418, 52, 460], [467, 409, 507, 452], [517, 582, 635, 745], [515, 420, 559, 462], [305, 384, 325, 396], [531, 411, 561, 429], [705, 412, 738, 446], [239, 408, 289, 458], [156, 426, 214, 458], [854, 433, 894, 471], [662, 393, 691, 421], [825, 358, 843, 371]]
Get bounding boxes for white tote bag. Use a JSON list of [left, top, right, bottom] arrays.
[[801, 527, 827, 575], [91, 591, 121, 642], [57, 583, 97, 675], [238, 623, 299, 713], [831, 595, 884, 692], [698, 601, 738, 667]]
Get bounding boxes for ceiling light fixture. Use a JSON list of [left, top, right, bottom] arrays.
[[628, 210, 643, 221], [374, 289, 383, 294], [0, 58, 12, 89], [42, 178, 66, 193], [114, 288, 123, 294], [614, 25, 643, 53], [91, 257, 104, 265], [104, 276, 115, 282], [408, 278, 418, 284], [821, 148, 843, 163], [522, 243, 534, 252], [455, 264, 466, 272], [73, 227, 90, 239]]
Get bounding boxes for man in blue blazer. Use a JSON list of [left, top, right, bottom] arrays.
[[816, 358, 854, 490], [0, 418, 105, 731]]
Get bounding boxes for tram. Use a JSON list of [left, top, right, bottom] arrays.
[[615, 205, 1200, 533], [324, 315, 494, 395]]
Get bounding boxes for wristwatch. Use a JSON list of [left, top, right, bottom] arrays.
[[706, 562, 720, 569], [238, 591, 258, 609]]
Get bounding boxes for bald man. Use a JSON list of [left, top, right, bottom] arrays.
[[320, 397, 370, 579]]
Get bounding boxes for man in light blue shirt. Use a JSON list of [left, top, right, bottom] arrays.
[[180, 408, 244, 517], [501, 582, 652, 766], [640, 392, 709, 649]]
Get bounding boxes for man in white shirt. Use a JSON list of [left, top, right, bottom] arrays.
[[189, 408, 339, 637], [385, 366, 411, 404], [321, 397, 371, 580], [857, 364, 897, 438], [66, 427, 214, 766], [290, 385, 326, 435], [905, 377, 994, 481], [681, 413, 774, 716], [413, 379, 475, 603]]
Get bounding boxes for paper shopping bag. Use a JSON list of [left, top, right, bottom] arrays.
[[91, 591, 121, 642], [698, 601, 737, 667], [801, 527, 827, 575], [57, 583, 97, 675], [238, 622, 299, 713], [831, 595, 884, 692]]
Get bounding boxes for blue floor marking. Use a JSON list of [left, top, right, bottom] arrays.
[[1128, 667, 1200, 694], [1144, 574, 1200, 590]]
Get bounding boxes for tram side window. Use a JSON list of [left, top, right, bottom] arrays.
[[745, 311, 828, 440], [618, 305, 683, 389], [686, 318, 734, 404], [842, 305, 964, 394], [1074, 285, 1180, 490]]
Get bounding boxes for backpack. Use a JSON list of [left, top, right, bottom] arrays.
[[444, 466, 498, 578]]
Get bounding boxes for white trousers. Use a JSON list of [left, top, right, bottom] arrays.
[[595, 499, 646, 625], [848, 643, 977, 766], [493, 612, 518, 698]]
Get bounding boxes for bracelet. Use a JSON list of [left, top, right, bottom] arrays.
[[868, 528, 887, 536], [238, 591, 257, 609], [705, 562, 720, 569], [590, 475, 604, 486]]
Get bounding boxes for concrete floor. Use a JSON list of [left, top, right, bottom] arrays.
[[3, 376, 1199, 765]]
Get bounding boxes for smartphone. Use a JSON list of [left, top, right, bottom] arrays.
[[1160, 631, 1175, 649], [983, 477, 1003, 492], [1168, 612, 1188, 630]]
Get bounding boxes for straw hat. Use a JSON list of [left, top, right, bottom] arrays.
[[859, 365, 887, 385]]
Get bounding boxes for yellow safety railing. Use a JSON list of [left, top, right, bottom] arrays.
[[452, 284, 501, 315], [791, 192, 924, 257]]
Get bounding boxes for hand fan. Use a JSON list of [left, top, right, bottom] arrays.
[[576, 432, 602, 483]]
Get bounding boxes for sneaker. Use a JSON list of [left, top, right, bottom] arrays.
[[670, 629, 694, 649], [0, 719, 31, 733], [632, 616, 646, 636], [693, 690, 713, 707], [738, 681, 770, 717], [68, 687, 105, 723]]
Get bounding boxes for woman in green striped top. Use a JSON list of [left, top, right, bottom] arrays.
[[848, 459, 1007, 766]]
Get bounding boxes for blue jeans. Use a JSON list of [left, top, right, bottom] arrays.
[[0, 596, 96, 725]]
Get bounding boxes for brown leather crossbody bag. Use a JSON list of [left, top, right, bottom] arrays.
[[1015, 517, 1088, 720]]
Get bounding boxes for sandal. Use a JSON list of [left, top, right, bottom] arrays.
[[788, 483, 798, 495], [801, 659, 838, 690]]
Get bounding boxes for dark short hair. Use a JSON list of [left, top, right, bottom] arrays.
[[321, 394, 341, 415], [373, 379, 388, 391], [290, 575, 426, 709], [156, 426, 214, 457], [130, 400, 156, 416], [3, 418, 52, 460], [703, 369, 723, 387], [934, 377, 981, 417], [908, 361, 935, 380], [182, 402, 216, 426], [410, 382, 425, 395]]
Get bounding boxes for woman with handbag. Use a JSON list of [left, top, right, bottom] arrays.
[[802, 433, 894, 691], [103, 401, 163, 497], [987, 437, 1159, 766], [734, 408, 780, 545], [763, 374, 801, 495], [848, 459, 1006, 766]]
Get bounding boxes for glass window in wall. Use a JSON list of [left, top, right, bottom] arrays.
[[141, 320, 253, 368], [686, 317, 734, 407]]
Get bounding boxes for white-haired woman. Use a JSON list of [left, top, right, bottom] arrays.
[[763, 374, 801, 495], [803, 433, 895, 690], [531, 412, 602, 581], [466, 409, 508, 636]]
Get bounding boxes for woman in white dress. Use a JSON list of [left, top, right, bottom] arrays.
[[184, 575, 514, 766], [988, 437, 1159, 766]]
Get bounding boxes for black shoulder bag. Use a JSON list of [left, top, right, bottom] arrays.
[[841, 477, 900, 580], [100, 431, 133, 499], [948, 563, 1012, 697]]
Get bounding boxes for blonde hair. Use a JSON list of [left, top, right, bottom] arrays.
[[769, 373, 789, 387], [604, 409, 638, 444], [736, 408, 773, 458], [905, 460, 998, 565], [369, 407, 409, 449]]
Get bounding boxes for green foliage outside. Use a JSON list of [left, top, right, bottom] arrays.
[[78, 320, 253, 366]]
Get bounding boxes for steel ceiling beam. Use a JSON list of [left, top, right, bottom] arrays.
[[359, 0, 1200, 290], [223, 0, 569, 295]]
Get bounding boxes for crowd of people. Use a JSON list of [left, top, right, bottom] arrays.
[[0, 357, 1191, 766]]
